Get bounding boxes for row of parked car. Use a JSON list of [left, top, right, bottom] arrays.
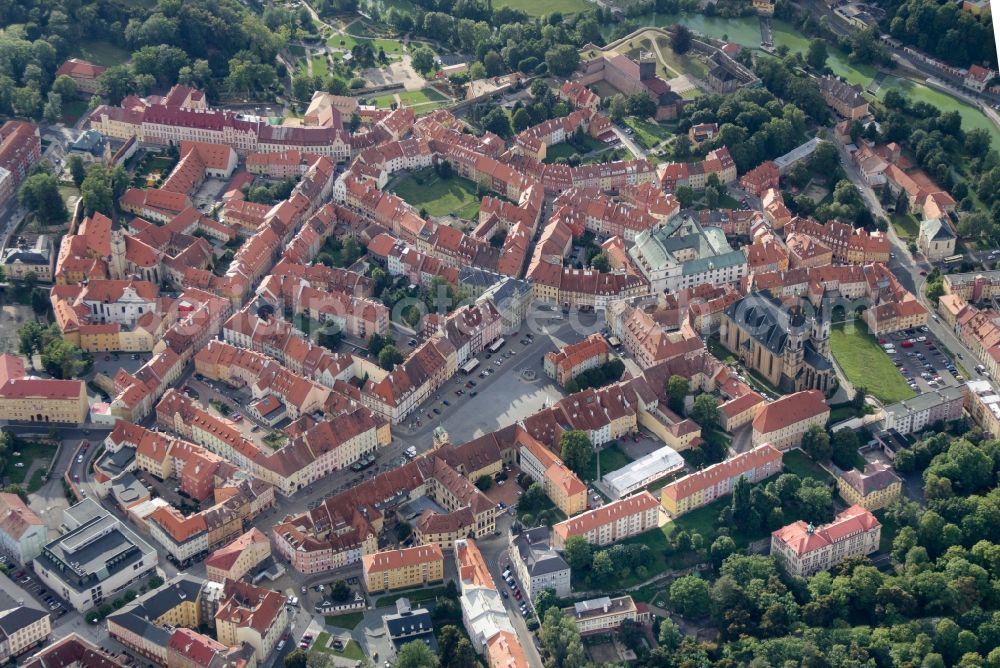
[[501, 568, 531, 617]]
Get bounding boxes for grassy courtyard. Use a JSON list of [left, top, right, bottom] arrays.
[[782, 449, 834, 484], [493, 0, 592, 16], [581, 443, 633, 482], [830, 322, 915, 403], [623, 116, 673, 150], [323, 611, 364, 629], [374, 585, 447, 608], [2, 440, 53, 486], [390, 168, 481, 219], [71, 40, 130, 67]]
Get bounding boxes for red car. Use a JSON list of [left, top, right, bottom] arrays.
[[901, 340, 914, 348]]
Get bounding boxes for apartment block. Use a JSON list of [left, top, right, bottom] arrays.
[[361, 545, 445, 593], [660, 444, 783, 516], [551, 491, 660, 550]]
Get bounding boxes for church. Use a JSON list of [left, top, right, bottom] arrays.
[[719, 291, 834, 394]]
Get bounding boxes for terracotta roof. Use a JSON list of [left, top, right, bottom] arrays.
[[752, 390, 829, 434], [772, 504, 879, 556], [362, 544, 443, 574], [660, 444, 781, 503], [552, 491, 658, 542]]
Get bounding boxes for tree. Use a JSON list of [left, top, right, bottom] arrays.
[[52, 75, 78, 99], [18, 321, 48, 367], [98, 66, 136, 105], [670, 24, 693, 54], [801, 424, 832, 461], [481, 107, 512, 138], [378, 345, 404, 371], [519, 483, 547, 515], [669, 575, 711, 618], [731, 475, 752, 527], [831, 429, 860, 470], [284, 649, 308, 668], [18, 173, 68, 226], [806, 39, 829, 71], [559, 430, 592, 478], [590, 253, 610, 272], [852, 386, 867, 410], [704, 185, 720, 209], [710, 535, 736, 570], [658, 617, 682, 650], [540, 608, 586, 668], [534, 588, 559, 618], [67, 154, 86, 188], [80, 164, 115, 217], [544, 44, 579, 77], [591, 550, 614, 580], [475, 474, 493, 491], [411, 46, 436, 74], [395, 641, 438, 668], [690, 393, 719, 429], [43, 92, 62, 123], [291, 73, 313, 101], [305, 653, 331, 668], [308, 571, 345, 602], [676, 185, 695, 208], [608, 94, 627, 122], [511, 108, 532, 133], [562, 535, 592, 570], [666, 374, 689, 413]]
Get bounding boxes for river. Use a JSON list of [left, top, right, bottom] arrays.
[[611, 11, 1000, 149]]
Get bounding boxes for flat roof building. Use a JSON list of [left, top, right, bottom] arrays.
[[602, 445, 684, 499], [33, 499, 158, 612]]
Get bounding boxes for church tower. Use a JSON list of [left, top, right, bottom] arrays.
[[432, 426, 450, 450], [109, 223, 127, 280]]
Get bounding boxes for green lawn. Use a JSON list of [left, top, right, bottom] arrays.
[[705, 335, 736, 364], [830, 322, 915, 404], [323, 611, 364, 629], [374, 585, 448, 608], [623, 116, 673, 150], [61, 99, 89, 125], [71, 40, 130, 67], [3, 441, 53, 485], [891, 213, 920, 240], [390, 168, 481, 219], [397, 88, 447, 105], [493, 0, 592, 16], [326, 32, 406, 57], [581, 443, 633, 482], [653, 37, 709, 79], [543, 136, 606, 163], [27, 469, 45, 493], [312, 55, 329, 78], [311, 632, 366, 662], [782, 449, 834, 484], [58, 185, 79, 210]]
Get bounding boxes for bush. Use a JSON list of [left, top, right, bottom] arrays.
[[349, 78, 365, 89]]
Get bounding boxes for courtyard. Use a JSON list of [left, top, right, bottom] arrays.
[[389, 168, 481, 220]]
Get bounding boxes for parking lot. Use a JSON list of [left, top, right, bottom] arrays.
[[11, 567, 67, 617], [880, 326, 964, 394]]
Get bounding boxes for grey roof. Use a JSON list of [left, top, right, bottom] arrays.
[[70, 130, 105, 154], [631, 215, 742, 276], [99, 448, 136, 477], [458, 266, 502, 290], [107, 609, 171, 647], [2, 235, 51, 267], [819, 76, 867, 108], [775, 138, 821, 170], [110, 472, 146, 507], [36, 500, 156, 594], [0, 606, 48, 635], [839, 463, 902, 496], [383, 608, 438, 654], [883, 385, 964, 419], [512, 527, 569, 578], [920, 217, 955, 241]]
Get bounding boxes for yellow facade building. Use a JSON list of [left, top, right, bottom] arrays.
[[0, 354, 88, 423], [837, 463, 902, 510], [361, 545, 444, 593]]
